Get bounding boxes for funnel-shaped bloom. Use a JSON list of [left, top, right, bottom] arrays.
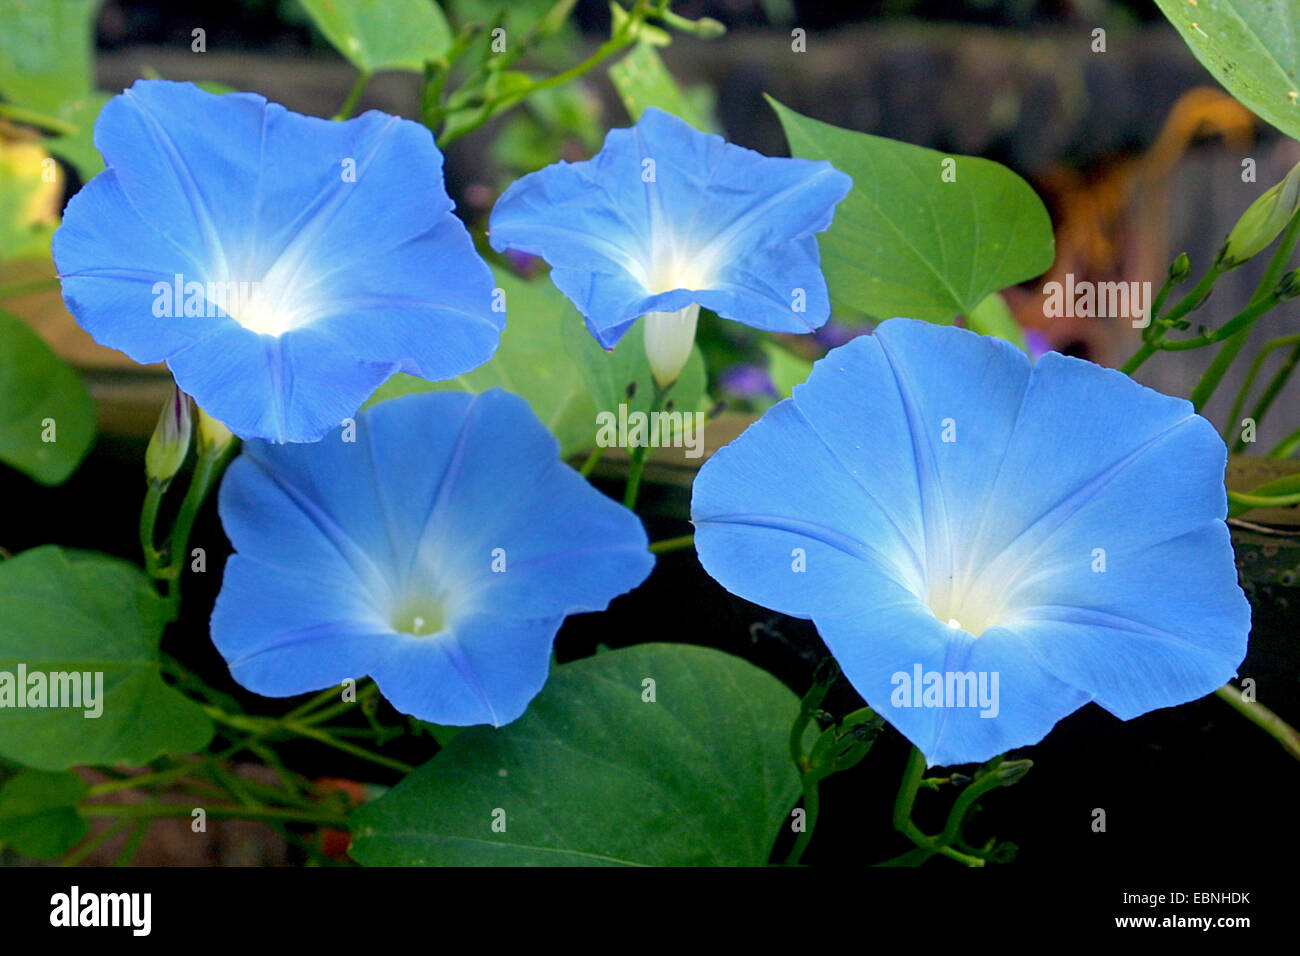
[[692, 319, 1250, 766], [53, 80, 501, 443], [212, 389, 653, 726], [488, 107, 851, 384]]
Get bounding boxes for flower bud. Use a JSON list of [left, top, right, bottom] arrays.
[[145, 383, 192, 484], [993, 758, 1033, 786], [1168, 252, 1190, 283], [659, 9, 727, 38], [1220, 161, 1300, 268], [1276, 268, 1300, 301], [643, 303, 700, 387], [196, 406, 235, 455]]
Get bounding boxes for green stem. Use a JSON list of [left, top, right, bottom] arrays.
[[420, 23, 484, 130], [623, 379, 673, 509], [203, 704, 415, 774], [157, 439, 238, 616], [1189, 211, 1300, 407], [1214, 684, 1300, 761], [648, 534, 694, 554], [1228, 489, 1300, 510], [1226, 334, 1300, 447], [1121, 264, 1224, 374], [139, 481, 166, 577], [785, 772, 821, 865], [1269, 426, 1300, 459], [282, 722, 416, 774], [437, 0, 653, 146], [579, 445, 604, 477], [0, 102, 78, 135], [1239, 343, 1300, 442], [887, 746, 994, 867], [1157, 294, 1278, 353], [296, 681, 380, 727], [890, 745, 928, 838], [87, 763, 203, 798], [61, 819, 133, 867], [113, 821, 150, 866], [332, 72, 371, 121], [283, 684, 352, 723], [1192, 328, 1254, 413], [1226, 469, 1300, 516]]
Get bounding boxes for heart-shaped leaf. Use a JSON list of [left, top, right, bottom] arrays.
[[298, 0, 452, 73], [0, 546, 213, 771], [0, 309, 94, 485], [1155, 0, 1300, 143], [771, 97, 1055, 324], [350, 643, 805, 866]]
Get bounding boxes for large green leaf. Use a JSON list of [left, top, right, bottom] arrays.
[[0, 140, 58, 263], [372, 268, 708, 456], [298, 0, 452, 73], [0, 1, 105, 179], [965, 291, 1028, 352], [761, 340, 812, 399], [44, 91, 110, 181], [771, 97, 1055, 323], [0, 309, 94, 485], [0, 546, 213, 771], [0, 0, 100, 116], [1155, 0, 1300, 142], [609, 40, 716, 131], [350, 643, 806, 866], [0, 769, 86, 859], [368, 268, 599, 456]]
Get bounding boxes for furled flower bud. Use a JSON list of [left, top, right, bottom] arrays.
[[145, 383, 192, 484], [196, 406, 235, 455], [643, 303, 700, 387], [1168, 252, 1191, 283], [1220, 161, 1300, 268]]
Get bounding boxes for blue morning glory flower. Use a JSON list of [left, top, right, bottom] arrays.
[[211, 389, 654, 726], [52, 80, 502, 443], [487, 107, 852, 385], [691, 319, 1250, 767]]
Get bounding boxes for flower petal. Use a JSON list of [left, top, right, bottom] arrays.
[[489, 106, 850, 345], [692, 318, 1250, 765], [211, 389, 653, 725], [53, 80, 500, 442]]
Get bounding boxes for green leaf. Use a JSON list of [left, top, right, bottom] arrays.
[[350, 643, 805, 865], [609, 40, 715, 131], [0, 0, 101, 116], [368, 268, 599, 456], [0, 140, 59, 263], [0, 1, 105, 180], [0, 546, 213, 771], [0, 769, 86, 859], [371, 268, 709, 456], [298, 0, 453, 73], [760, 341, 812, 398], [770, 97, 1054, 324], [44, 92, 110, 180], [0, 309, 94, 485], [965, 291, 1028, 352], [1154, 0, 1300, 142]]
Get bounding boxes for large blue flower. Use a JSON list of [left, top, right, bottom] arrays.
[[691, 319, 1250, 767], [211, 389, 653, 726], [488, 107, 852, 385], [53, 80, 502, 443]]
